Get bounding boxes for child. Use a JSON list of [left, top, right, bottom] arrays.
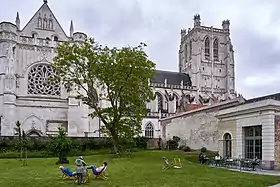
[[75, 156, 87, 185]]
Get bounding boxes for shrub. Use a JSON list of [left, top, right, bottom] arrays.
[[201, 147, 207, 153], [183, 146, 191, 152], [178, 145, 191, 152], [166, 136, 180, 150], [134, 137, 147, 149]]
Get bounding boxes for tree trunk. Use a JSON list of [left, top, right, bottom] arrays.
[[110, 129, 122, 154]]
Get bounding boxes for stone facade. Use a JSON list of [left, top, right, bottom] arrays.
[[0, 1, 236, 138], [217, 119, 237, 157]]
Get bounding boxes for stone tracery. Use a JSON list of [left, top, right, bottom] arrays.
[[27, 64, 61, 96]]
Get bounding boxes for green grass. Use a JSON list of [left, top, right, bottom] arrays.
[[0, 151, 279, 187]]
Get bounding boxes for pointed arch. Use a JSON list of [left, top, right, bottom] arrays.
[[155, 92, 163, 112], [144, 122, 154, 138], [204, 37, 210, 60], [213, 38, 219, 61], [184, 43, 188, 60], [189, 40, 192, 60]]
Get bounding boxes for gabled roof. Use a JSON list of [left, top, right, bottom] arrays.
[[151, 70, 192, 86], [20, 1, 68, 41]]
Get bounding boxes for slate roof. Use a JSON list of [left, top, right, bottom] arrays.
[[244, 93, 280, 104], [151, 70, 192, 86]]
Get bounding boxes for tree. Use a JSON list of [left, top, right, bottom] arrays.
[[14, 121, 28, 165], [46, 127, 72, 164], [52, 39, 155, 153]]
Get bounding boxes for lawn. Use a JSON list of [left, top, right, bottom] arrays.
[[0, 151, 279, 187]]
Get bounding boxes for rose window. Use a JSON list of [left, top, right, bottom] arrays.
[[27, 64, 61, 96]]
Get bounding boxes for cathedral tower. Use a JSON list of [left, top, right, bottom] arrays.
[[179, 15, 235, 98]]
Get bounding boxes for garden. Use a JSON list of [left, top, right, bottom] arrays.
[[0, 133, 280, 187], [1, 150, 280, 187]]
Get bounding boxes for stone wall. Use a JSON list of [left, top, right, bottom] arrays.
[[163, 111, 219, 151]]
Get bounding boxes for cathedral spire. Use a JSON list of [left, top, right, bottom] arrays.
[[15, 12, 20, 30], [70, 20, 74, 37]]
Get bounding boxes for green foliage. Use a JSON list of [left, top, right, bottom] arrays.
[[166, 136, 180, 150], [201, 147, 207, 153], [179, 145, 191, 152], [46, 127, 73, 163], [51, 38, 156, 153]]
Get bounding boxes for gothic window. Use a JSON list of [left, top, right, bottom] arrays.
[[49, 19, 53, 30], [184, 44, 188, 61], [144, 123, 154, 138], [37, 17, 42, 28], [156, 92, 163, 112], [27, 64, 61, 96], [213, 38, 219, 61], [204, 37, 210, 60], [43, 16, 47, 29], [189, 40, 192, 60]]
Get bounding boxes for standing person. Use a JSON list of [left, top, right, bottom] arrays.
[[75, 156, 87, 185]]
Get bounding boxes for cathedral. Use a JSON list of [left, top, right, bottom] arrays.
[[0, 1, 236, 138]]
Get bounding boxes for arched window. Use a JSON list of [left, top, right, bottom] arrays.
[[189, 40, 192, 60], [145, 123, 154, 138], [156, 92, 163, 112], [213, 38, 219, 61], [27, 64, 61, 96], [223, 133, 232, 158], [204, 37, 210, 60], [37, 17, 42, 28], [43, 18, 47, 29], [49, 19, 53, 29], [174, 94, 179, 110], [53, 36, 58, 41], [184, 44, 188, 61]]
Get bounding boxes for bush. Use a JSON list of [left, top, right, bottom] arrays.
[[178, 145, 191, 152], [134, 137, 147, 149], [201, 147, 207, 153], [166, 136, 180, 150], [183, 146, 191, 152]]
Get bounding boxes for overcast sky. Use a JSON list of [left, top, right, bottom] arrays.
[[1, 0, 280, 99]]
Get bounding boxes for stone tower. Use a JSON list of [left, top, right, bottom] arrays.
[[178, 14, 235, 98]]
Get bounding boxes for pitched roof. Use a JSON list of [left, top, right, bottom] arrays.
[[20, 1, 68, 40], [244, 93, 280, 104], [151, 70, 192, 86]]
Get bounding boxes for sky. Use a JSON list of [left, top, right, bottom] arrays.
[[1, 0, 280, 99]]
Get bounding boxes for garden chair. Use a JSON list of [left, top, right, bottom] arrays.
[[162, 157, 182, 169], [59, 166, 77, 181], [88, 165, 108, 180]]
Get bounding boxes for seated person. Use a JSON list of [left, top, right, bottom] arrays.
[[59, 166, 77, 177], [214, 153, 222, 166], [198, 152, 208, 164], [87, 162, 108, 175]]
